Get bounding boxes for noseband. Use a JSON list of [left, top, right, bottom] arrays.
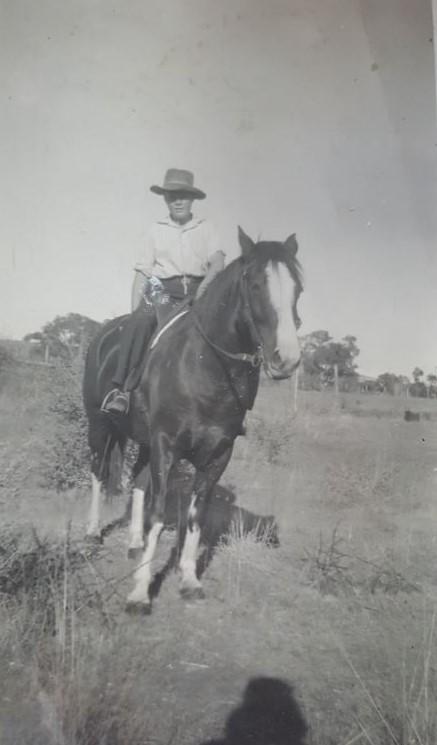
[[193, 270, 264, 369]]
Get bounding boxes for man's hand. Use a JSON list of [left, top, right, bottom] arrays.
[[196, 250, 225, 298]]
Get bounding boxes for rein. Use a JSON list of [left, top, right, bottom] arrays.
[[192, 271, 264, 369]]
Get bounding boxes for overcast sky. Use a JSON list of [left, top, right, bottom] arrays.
[[1, 0, 436, 377]]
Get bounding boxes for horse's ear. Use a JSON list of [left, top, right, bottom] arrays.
[[284, 233, 298, 257], [238, 226, 255, 260]]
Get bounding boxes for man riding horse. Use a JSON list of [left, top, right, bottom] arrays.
[[102, 168, 225, 414], [84, 167, 304, 612], [84, 215, 303, 612]]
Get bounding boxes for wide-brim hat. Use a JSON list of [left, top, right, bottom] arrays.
[[150, 168, 206, 199]]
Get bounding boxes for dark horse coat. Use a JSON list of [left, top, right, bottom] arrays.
[[83, 228, 303, 613]]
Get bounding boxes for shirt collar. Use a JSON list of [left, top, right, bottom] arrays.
[[156, 215, 205, 230]]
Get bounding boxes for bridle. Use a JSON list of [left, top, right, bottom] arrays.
[[192, 269, 265, 369]]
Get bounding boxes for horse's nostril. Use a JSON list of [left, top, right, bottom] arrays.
[[271, 349, 282, 367]]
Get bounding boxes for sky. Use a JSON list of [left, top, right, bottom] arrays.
[[1, 0, 436, 378]]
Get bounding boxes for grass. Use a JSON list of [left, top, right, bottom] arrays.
[[0, 527, 435, 745], [1, 359, 437, 743]]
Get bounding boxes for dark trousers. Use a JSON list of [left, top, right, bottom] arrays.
[[112, 295, 191, 393], [112, 276, 202, 393]]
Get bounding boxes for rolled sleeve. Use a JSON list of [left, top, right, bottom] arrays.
[[134, 229, 156, 276], [204, 222, 224, 268]]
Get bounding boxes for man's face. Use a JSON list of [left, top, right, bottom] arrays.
[[164, 191, 194, 224]]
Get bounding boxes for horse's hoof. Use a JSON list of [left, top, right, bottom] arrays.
[[180, 586, 205, 602], [127, 547, 144, 560], [125, 600, 152, 616], [84, 533, 103, 546]]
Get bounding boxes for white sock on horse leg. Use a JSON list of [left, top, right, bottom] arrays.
[[129, 487, 145, 549], [86, 474, 102, 536], [179, 521, 202, 587], [127, 521, 163, 604]]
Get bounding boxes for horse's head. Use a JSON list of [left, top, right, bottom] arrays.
[[238, 227, 303, 380]]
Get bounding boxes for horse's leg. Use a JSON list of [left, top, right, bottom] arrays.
[[106, 434, 127, 498], [126, 432, 175, 614], [128, 445, 150, 559], [179, 447, 233, 600], [86, 426, 114, 542], [86, 465, 103, 541]]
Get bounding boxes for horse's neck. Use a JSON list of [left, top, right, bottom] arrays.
[[195, 269, 254, 354], [195, 267, 261, 411]]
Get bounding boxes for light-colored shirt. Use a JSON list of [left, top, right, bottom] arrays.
[[134, 216, 222, 279]]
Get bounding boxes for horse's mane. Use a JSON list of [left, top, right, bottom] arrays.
[[196, 256, 244, 310], [197, 241, 304, 312], [253, 241, 304, 294]]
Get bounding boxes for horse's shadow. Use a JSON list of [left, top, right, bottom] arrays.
[[151, 467, 279, 599], [100, 464, 279, 601], [200, 676, 308, 745]]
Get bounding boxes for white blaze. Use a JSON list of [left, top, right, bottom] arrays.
[[266, 261, 300, 364]]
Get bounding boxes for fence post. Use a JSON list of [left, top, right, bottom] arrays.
[[334, 363, 339, 397], [293, 365, 299, 414]]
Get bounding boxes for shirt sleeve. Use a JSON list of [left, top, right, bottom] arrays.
[[204, 221, 224, 266], [134, 226, 156, 276]]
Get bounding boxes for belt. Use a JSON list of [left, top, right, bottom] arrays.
[[159, 275, 203, 298]]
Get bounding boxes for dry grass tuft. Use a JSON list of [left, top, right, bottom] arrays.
[[300, 528, 422, 599], [333, 604, 437, 745], [301, 526, 353, 596], [0, 527, 169, 744]]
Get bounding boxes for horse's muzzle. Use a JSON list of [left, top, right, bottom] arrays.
[[266, 355, 301, 380]]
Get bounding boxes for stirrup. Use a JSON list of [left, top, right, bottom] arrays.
[[101, 388, 130, 414]]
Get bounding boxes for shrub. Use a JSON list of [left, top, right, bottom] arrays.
[[0, 342, 15, 371], [41, 360, 90, 492]]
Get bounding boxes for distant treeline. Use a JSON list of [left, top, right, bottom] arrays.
[[0, 315, 434, 399], [297, 330, 433, 398]]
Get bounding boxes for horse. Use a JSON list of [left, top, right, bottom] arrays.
[[82, 226, 303, 613]]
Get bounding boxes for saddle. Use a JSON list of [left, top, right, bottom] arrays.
[[150, 297, 193, 350]]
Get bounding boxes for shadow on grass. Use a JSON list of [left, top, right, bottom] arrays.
[[149, 479, 279, 600], [98, 464, 279, 602], [200, 677, 308, 745]]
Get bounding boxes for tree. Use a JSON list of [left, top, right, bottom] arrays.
[[397, 375, 410, 397], [313, 338, 359, 387], [0, 343, 14, 370], [408, 367, 427, 397], [24, 313, 101, 362], [300, 330, 360, 391], [427, 373, 437, 398], [377, 372, 400, 395], [300, 330, 332, 388], [342, 335, 360, 362]]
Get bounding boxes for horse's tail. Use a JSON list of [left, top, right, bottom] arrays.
[[82, 315, 130, 494]]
